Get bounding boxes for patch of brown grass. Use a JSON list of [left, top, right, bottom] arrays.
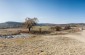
[[0, 35, 85, 55], [0, 28, 29, 36]]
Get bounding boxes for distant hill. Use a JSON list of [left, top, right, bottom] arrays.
[[0, 21, 23, 29], [38, 23, 85, 27], [37, 23, 57, 26], [0, 21, 85, 29]]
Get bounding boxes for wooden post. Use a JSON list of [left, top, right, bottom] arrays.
[[39, 26, 42, 33], [39, 28, 41, 33]]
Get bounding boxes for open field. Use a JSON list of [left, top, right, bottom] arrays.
[[0, 26, 52, 36], [0, 26, 81, 36], [0, 29, 85, 55], [0, 28, 29, 36], [1, 0, 85, 55]]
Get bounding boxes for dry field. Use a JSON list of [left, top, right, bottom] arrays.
[[0, 29, 85, 55], [0, 28, 29, 36], [0, 26, 53, 36], [0, 26, 80, 36]]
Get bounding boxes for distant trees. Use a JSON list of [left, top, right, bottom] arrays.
[[24, 17, 38, 32]]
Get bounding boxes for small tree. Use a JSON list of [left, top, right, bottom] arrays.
[[24, 17, 38, 32]]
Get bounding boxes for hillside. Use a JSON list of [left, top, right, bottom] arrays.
[[0, 22, 23, 28]]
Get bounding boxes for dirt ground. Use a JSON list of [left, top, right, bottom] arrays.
[[0, 30, 85, 55]]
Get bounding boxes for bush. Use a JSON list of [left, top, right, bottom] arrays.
[[55, 26, 62, 31], [64, 26, 71, 30]]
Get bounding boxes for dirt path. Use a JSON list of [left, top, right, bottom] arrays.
[[65, 30, 85, 43]]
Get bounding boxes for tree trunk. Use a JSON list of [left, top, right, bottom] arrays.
[[29, 27, 31, 32]]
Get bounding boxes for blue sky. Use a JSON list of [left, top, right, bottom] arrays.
[[0, 0, 85, 24]]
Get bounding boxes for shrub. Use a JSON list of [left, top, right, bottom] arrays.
[[55, 26, 62, 31], [64, 26, 71, 30]]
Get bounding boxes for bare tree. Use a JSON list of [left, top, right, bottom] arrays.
[[24, 17, 38, 32]]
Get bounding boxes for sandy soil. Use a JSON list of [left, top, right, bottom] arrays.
[[0, 31, 85, 55]]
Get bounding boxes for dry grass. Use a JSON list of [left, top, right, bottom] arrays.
[[0, 26, 83, 55], [0, 33, 85, 55], [0, 26, 51, 35], [0, 26, 81, 36], [0, 28, 29, 36]]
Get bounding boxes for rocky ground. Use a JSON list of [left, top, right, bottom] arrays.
[[0, 31, 85, 55]]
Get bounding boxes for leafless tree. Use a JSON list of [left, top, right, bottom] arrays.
[[24, 17, 38, 32]]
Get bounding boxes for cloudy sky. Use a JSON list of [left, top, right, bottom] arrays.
[[0, 0, 85, 24]]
